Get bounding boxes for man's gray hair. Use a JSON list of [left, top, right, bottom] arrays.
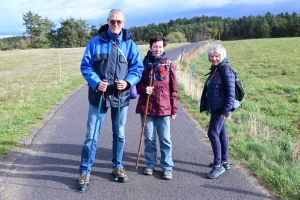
[[107, 9, 125, 20], [207, 44, 227, 62]]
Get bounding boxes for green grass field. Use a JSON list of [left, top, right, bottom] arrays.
[[0, 39, 299, 199]]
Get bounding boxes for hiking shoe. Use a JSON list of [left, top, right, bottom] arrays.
[[162, 170, 172, 180], [222, 162, 230, 170], [206, 166, 225, 179], [112, 167, 129, 183], [77, 173, 90, 190], [144, 167, 156, 175], [209, 162, 230, 170]]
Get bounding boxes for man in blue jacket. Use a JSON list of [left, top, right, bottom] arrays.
[[78, 9, 144, 189]]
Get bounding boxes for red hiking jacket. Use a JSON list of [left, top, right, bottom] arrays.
[[135, 59, 178, 116]]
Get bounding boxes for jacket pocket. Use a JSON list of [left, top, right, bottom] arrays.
[[94, 54, 108, 79]]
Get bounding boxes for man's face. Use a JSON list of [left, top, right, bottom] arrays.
[[107, 12, 125, 35]]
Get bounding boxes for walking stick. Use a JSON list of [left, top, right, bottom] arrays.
[[136, 69, 153, 169], [81, 91, 105, 191], [114, 88, 121, 181]]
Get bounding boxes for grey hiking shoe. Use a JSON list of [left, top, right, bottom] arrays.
[[162, 170, 172, 180], [144, 167, 156, 175], [209, 162, 230, 170], [222, 162, 230, 170], [206, 166, 225, 179], [112, 167, 129, 183], [78, 173, 90, 190]]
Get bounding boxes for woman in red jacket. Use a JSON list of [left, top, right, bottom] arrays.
[[135, 36, 178, 180]]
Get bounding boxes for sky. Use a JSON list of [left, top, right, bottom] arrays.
[[0, 0, 299, 38]]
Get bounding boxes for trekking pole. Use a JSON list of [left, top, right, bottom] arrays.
[[114, 81, 121, 181], [81, 88, 105, 191], [136, 69, 153, 169]]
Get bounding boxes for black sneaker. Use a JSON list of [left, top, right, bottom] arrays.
[[78, 173, 90, 191], [209, 162, 230, 170], [112, 167, 129, 183], [206, 166, 225, 179]]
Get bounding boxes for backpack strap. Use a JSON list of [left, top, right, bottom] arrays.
[[166, 60, 171, 72], [160, 60, 171, 72], [219, 64, 228, 75], [218, 64, 233, 83]]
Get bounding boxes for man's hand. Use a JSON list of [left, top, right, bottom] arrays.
[[97, 81, 109, 92], [115, 80, 128, 90]]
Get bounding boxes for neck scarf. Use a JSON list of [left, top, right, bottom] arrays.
[[143, 50, 167, 84]]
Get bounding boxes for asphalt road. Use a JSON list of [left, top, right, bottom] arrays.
[[0, 43, 272, 200]]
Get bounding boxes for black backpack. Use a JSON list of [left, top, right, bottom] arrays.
[[219, 64, 244, 111]]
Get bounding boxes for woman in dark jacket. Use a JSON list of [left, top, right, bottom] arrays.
[[135, 36, 178, 180], [200, 44, 235, 179]]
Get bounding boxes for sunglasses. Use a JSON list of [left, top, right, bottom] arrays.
[[109, 20, 123, 26]]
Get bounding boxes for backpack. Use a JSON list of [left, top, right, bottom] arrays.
[[219, 64, 244, 111]]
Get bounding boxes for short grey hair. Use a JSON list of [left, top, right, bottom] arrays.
[[107, 9, 125, 20], [207, 44, 227, 62]]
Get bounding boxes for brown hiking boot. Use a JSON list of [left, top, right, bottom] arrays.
[[78, 173, 90, 190], [112, 167, 129, 183]]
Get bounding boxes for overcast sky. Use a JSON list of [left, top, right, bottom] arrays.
[[0, 0, 299, 38]]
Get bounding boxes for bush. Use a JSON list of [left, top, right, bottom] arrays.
[[135, 40, 147, 45], [165, 32, 187, 43]]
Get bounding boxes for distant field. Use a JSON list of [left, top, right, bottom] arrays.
[[0, 48, 85, 154]]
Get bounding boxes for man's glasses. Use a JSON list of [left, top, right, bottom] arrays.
[[109, 20, 123, 26]]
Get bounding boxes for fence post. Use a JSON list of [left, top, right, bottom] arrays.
[[59, 56, 62, 81], [189, 65, 196, 85], [180, 49, 185, 64]]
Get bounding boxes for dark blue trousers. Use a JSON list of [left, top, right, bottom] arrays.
[[207, 110, 229, 166]]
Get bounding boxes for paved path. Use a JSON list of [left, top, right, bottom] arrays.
[[0, 43, 271, 200]]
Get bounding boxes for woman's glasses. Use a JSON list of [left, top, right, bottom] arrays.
[[109, 20, 123, 26]]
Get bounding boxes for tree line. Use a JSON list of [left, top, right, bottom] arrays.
[[0, 11, 100, 50], [0, 10, 299, 50], [130, 11, 300, 43]]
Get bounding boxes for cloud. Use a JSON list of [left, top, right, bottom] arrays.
[[0, 35, 15, 39], [0, 0, 299, 36]]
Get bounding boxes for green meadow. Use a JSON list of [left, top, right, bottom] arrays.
[[0, 39, 299, 198], [174, 38, 300, 199]]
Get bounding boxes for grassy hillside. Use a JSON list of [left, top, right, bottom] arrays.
[[174, 38, 300, 199], [0, 48, 86, 152]]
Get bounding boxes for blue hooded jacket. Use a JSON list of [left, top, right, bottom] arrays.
[[80, 24, 144, 107], [200, 60, 235, 117]]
